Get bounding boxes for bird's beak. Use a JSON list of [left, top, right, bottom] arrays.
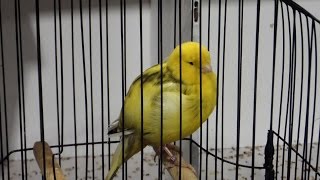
[[201, 65, 212, 73]]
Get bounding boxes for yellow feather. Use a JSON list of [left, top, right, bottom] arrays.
[[106, 41, 217, 179]]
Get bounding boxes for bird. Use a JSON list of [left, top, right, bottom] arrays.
[[105, 41, 217, 180]]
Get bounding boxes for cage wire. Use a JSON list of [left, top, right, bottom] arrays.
[[0, 0, 319, 179]]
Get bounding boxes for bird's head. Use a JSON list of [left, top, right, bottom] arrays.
[[167, 41, 213, 84]]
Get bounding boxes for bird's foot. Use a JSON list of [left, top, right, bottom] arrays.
[[162, 144, 197, 175], [163, 146, 176, 162], [153, 144, 197, 175], [153, 144, 180, 162], [165, 144, 181, 154]]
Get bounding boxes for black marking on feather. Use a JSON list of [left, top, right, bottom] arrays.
[[130, 75, 142, 89], [129, 65, 184, 89], [190, 102, 200, 121], [143, 132, 152, 136], [128, 71, 160, 91], [108, 127, 118, 135], [131, 64, 160, 86], [126, 64, 187, 99], [154, 67, 181, 86], [143, 71, 161, 84]]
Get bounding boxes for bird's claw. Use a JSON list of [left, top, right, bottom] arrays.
[[153, 154, 159, 162], [168, 155, 176, 162], [153, 144, 179, 163], [154, 153, 176, 163], [165, 144, 181, 153]]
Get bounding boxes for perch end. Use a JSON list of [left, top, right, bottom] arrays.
[[33, 141, 65, 180]]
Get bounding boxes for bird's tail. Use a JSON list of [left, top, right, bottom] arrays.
[[106, 135, 144, 180]]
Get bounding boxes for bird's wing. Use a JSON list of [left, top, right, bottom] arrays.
[[107, 118, 135, 138], [108, 130, 135, 138], [109, 61, 190, 137], [108, 118, 119, 133]]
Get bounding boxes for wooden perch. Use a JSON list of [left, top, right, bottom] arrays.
[[155, 145, 198, 180], [33, 141, 65, 180]]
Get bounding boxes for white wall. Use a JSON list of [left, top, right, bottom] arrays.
[[0, 0, 319, 160]]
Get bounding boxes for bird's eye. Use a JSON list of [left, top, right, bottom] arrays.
[[188, 62, 194, 65]]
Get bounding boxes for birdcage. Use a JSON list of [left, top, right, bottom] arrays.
[[0, 0, 319, 179]]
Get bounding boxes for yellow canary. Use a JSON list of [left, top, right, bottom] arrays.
[[106, 42, 217, 180]]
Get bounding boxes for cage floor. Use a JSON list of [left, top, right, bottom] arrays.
[[2, 144, 319, 179]]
